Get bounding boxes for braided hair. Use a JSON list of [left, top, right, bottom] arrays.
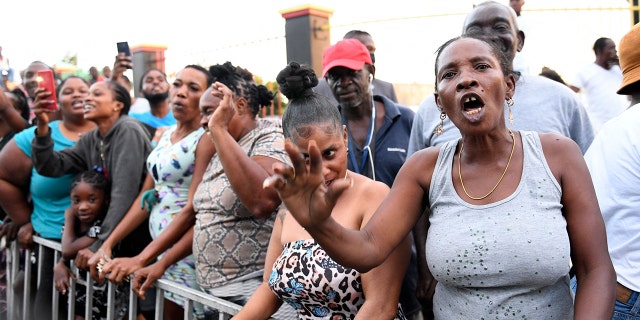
[[209, 62, 273, 116]]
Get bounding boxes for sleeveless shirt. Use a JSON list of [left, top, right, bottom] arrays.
[[426, 131, 573, 319]]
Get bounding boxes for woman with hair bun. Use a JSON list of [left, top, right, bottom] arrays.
[[234, 62, 409, 320]]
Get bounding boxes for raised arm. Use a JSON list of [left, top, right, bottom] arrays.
[[356, 184, 411, 319], [207, 83, 283, 218], [110, 53, 132, 82], [31, 87, 87, 177], [88, 123, 150, 253], [266, 140, 432, 272], [233, 208, 286, 320], [541, 134, 615, 319]]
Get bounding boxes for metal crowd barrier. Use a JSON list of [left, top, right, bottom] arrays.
[[3, 235, 243, 320]]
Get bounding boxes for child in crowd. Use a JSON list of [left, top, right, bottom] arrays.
[[53, 170, 127, 319]]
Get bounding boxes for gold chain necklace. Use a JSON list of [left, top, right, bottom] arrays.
[[458, 129, 515, 200]]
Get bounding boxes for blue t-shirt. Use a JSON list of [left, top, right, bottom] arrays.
[[14, 120, 76, 239], [129, 110, 176, 128]]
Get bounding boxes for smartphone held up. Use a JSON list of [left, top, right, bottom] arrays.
[[117, 41, 131, 56], [37, 69, 58, 110], [116, 42, 133, 69]]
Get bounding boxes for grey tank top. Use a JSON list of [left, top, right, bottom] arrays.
[[426, 131, 573, 319]]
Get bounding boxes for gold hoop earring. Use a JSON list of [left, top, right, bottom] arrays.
[[506, 97, 514, 124], [434, 112, 446, 135]]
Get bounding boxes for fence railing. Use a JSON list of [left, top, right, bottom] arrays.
[[3, 235, 243, 320]]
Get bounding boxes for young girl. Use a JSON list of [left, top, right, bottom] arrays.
[[53, 170, 127, 319]]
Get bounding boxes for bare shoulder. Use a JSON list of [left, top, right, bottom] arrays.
[[401, 145, 443, 187], [352, 173, 390, 199], [195, 133, 216, 158], [538, 132, 582, 159], [538, 132, 584, 179], [0, 140, 30, 171]]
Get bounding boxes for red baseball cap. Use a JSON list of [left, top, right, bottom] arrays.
[[321, 38, 372, 77]]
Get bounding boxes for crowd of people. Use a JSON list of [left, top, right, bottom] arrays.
[[0, 1, 637, 319]]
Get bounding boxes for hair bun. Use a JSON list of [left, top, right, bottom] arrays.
[[276, 62, 318, 100], [209, 61, 236, 83]]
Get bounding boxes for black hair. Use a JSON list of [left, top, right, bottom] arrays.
[[57, 75, 90, 98], [8, 88, 30, 121], [70, 170, 111, 199], [434, 35, 513, 90], [593, 37, 611, 55], [276, 62, 342, 140], [104, 81, 131, 115], [70, 170, 111, 220], [343, 30, 375, 64], [209, 62, 273, 116], [343, 30, 371, 39], [184, 64, 213, 88], [138, 68, 167, 92]]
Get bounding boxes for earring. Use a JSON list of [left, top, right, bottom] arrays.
[[506, 97, 514, 124], [434, 112, 447, 135]]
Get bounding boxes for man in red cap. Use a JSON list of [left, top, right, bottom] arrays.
[[583, 22, 640, 320], [314, 30, 398, 105], [321, 37, 419, 319], [321, 37, 413, 192]]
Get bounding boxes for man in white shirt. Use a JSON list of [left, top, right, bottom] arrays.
[[583, 23, 640, 319], [570, 37, 630, 133]]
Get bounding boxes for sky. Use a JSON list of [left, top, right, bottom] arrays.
[[2, 0, 634, 91]]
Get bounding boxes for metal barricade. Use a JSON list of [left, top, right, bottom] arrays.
[[3, 236, 243, 320]]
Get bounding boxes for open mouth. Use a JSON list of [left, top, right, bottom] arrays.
[[72, 99, 84, 109], [83, 103, 95, 112], [462, 93, 485, 115]]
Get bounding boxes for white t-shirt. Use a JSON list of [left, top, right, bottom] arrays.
[[571, 63, 629, 132], [584, 104, 640, 292], [129, 97, 150, 114]]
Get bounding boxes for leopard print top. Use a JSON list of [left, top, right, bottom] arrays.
[[269, 239, 406, 319]]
